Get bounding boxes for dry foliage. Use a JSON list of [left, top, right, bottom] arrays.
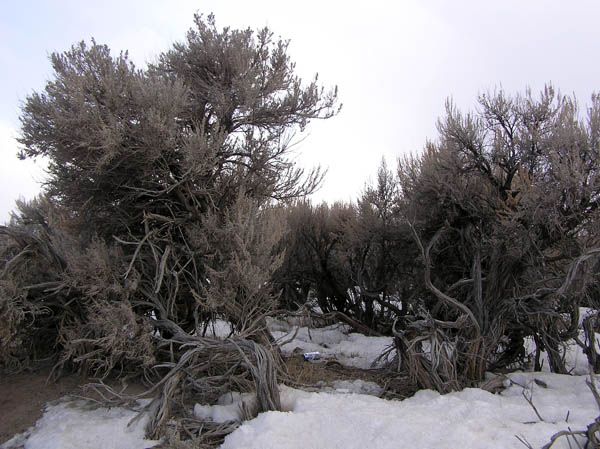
[[1, 13, 338, 444], [390, 87, 600, 390], [276, 87, 600, 393]]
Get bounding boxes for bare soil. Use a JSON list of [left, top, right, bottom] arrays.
[[0, 368, 147, 445], [0, 369, 88, 444], [0, 358, 413, 446], [283, 354, 415, 399]]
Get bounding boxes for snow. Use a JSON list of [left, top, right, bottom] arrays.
[[194, 387, 313, 423], [269, 321, 393, 369], [7, 373, 598, 449], [579, 307, 596, 327], [201, 319, 235, 338], [194, 391, 258, 423], [193, 382, 383, 424], [221, 373, 598, 449], [1, 401, 159, 449], [5, 308, 600, 449]]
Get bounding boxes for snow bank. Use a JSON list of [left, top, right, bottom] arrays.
[[193, 382, 383, 423], [6, 309, 599, 449], [222, 372, 597, 449], [9, 374, 597, 449], [194, 387, 311, 423], [2, 401, 159, 449]]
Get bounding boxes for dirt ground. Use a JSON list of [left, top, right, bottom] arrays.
[[0, 368, 147, 445], [283, 354, 415, 399], [0, 358, 411, 446], [0, 369, 89, 444]]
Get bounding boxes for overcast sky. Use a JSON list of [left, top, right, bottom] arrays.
[[2, 0, 600, 222]]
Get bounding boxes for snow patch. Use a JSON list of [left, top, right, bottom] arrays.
[[270, 323, 393, 369], [1, 400, 160, 449], [222, 372, 597, 449]]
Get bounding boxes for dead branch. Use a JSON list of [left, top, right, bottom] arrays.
[[540, 374, 600, 449], [408, 223, 481, 336]]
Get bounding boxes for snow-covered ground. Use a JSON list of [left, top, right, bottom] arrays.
[[5, 373, 596, 449], [194, 380, 384, 424], [269, 319, 393, 369], [202, 316, 393, 369], [3, 310, 599, 449], [221, 373, 598, 449], [1, 401, 158, 449]]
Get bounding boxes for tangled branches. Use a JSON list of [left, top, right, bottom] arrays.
[[384, 219, 600, 392], [86, 318, 283, 442]]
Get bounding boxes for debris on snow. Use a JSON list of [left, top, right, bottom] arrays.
[[270, 323, 393, 369]]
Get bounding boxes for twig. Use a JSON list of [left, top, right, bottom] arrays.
[[515, 434, 534, 449], [540, 429, 586, 449], [522, 387, 545, 422]]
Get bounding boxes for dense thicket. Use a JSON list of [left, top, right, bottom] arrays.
[[276, 87, 600, 390], [0, 14, 338, 439], [394, 87, 600, 388], [2, 11, 600, 445], [273, 162, 418, 334]]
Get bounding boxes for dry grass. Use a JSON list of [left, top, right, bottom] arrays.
[[283, 354, 416, 399]]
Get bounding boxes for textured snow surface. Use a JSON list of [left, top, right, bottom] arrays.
[[5, 309, 600, 449], [194, 381, 383, 423], [270, 321, 393, 369], [2, 401, 159, 449], [6, 374, 597, 449], [222, 373, 597, 449]]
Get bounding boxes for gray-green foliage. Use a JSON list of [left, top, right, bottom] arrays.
[[1, 14, 338, 379], [276, 87, 600, 391]]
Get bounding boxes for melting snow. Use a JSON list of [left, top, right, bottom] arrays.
[[1, 400, 159, 449]]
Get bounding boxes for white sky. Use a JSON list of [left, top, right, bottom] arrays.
[[2, 0, 600, 222]]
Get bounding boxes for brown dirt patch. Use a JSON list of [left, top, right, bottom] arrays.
[[284, 355, 382, 386], [0, 369, 86, 444], [0, 369, 147, 445], [283, 355, 416, 399]]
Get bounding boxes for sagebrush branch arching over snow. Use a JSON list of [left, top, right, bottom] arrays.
[[0, 13, 339, 443], [4, 11, 600, 448], [274, 86, 600, 392]]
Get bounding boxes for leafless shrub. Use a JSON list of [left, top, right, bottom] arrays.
[[0, 283, 30, 369], [87, 318, 283, 440]]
